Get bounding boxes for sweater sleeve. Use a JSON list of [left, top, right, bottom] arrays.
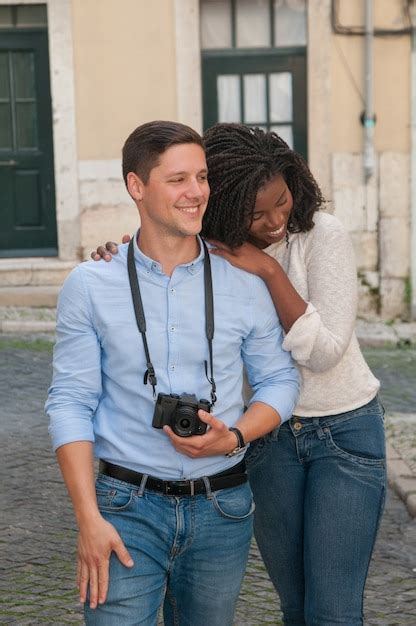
[[282, 214, 358, 373]]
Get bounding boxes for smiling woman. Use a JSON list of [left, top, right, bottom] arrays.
[[249, 174, 292, 247], [200, 123, 385, 626], [202, 123, 319, 249]]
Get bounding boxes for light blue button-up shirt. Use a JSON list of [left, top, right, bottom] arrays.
[[46, 235, 299, 479]]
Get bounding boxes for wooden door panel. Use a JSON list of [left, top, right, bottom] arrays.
[[0, 31, 57, 257], [15, 169, 42, 227]]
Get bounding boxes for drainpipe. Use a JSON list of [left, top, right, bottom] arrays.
[[410, 1, 416, 319], [363, 0, 375, 181]]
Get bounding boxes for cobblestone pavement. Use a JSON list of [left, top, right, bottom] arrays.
[[0, 338, 415, 625]]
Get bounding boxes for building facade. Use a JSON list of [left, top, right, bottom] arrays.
[[0, 0, 413, 319]]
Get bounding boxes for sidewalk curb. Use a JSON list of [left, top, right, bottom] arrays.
[[0, 319, 55, 333], [356, 320, 416, 348], [386, 441, 416, 518]]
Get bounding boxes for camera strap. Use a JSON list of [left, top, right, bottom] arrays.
[[127, 237, 217, 405]]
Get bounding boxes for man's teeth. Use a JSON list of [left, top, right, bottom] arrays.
[[178, 207, 198, 213]]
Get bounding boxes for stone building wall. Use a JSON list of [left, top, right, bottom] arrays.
[[332, 152, 410, 320]]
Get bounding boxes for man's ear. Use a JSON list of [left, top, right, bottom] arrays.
[[127, 172, 145, 201]]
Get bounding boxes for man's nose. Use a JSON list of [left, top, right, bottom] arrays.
[[185, 178, 205, 198]]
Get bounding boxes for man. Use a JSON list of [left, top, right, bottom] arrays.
[[46, 120, 299, 625]]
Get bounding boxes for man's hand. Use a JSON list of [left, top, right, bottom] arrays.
[[163, 410, 238, 457], [77, 516, 134, 609], [91, 234, 131, 262]]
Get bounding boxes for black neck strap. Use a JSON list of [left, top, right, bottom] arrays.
[[127, 237, 217, 405]]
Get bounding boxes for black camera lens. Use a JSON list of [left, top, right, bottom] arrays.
[[172, 405, 197, 437]]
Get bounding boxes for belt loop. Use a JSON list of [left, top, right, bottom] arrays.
[[190, 480, 195, 496], [313, 417, 326, 440], [202, 476, 213, 499], [138, 473, 148, 496]]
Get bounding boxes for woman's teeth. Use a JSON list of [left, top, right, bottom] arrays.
[[268, 225, 285, 236]]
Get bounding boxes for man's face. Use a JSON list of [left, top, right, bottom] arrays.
[[131, 143, 210, 239]]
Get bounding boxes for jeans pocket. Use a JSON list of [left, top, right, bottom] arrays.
[[96, 477, 135, 512], [245, 426, 280, 469], [245, 437, 267, 468], [211, 482, 255, 521], [325, 411, 386, 467], [377, 395, 386, 421]]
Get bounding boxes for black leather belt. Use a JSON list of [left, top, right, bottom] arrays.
[[99, 459, 247, 496]]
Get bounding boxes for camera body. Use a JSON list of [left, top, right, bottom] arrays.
[[152, 393, 211, 437]]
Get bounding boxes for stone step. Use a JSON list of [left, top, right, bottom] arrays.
[[0, 258, 75, 288], [0, 285, 60, 307]]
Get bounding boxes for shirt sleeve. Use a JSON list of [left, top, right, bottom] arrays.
[[45, 265, 102, 451], [242, 277, 299, 423], [282, 215, 358, 373]]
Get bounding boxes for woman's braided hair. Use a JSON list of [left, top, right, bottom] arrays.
[[201, 123, 325, 247]]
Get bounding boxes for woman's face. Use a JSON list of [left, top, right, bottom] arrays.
[[248, 173, 293, 249]]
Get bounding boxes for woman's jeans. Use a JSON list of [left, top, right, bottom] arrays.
[[84, 476, 254, 625], [247, 395, 386, 626]]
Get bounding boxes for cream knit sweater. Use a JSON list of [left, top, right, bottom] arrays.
[[265, 211, 379, 417]]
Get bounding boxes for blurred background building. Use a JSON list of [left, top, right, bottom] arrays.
[[0, 0, 415, 320]]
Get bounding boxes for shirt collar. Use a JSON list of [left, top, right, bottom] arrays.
[[132, 230, 205, 275]]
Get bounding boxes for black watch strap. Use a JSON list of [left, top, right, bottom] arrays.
[[229, 427, 245, 449]]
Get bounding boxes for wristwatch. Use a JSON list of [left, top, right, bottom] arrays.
[[226, 427, 248, 457]]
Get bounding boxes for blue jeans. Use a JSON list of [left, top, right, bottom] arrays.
[[84, 474, 254, 625], [246, 395, 386, 626]]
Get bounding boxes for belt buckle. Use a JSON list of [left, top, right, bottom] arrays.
[[165, 479, 195, 496]]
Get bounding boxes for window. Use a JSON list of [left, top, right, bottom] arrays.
[[201, 0, 307, 153], [0, 5, 47, 29], [201, 0, 306, 49]]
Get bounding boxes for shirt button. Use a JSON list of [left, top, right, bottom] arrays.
[[171, 364, 175, 371], [293, 422, 302, 431], [170, 326, 175, 332], [170, 288, 175, 294]]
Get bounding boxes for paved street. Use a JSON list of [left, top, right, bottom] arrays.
[[0, 337, 415, 625]]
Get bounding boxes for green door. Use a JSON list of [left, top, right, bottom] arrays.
[[0, 30, 57, 257], [202, 49, 307, 159]]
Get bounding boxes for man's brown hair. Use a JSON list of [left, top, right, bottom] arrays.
[[122, 120, 204, 186]]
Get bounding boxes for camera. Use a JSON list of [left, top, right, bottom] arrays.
[[152, 393, 211, 437]]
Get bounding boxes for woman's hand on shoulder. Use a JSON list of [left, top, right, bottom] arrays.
[[91, 234, 131, 262], [208, 239, 277, 279]]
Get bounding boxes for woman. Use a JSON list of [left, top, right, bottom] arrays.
[[93, 123, 386, 626]]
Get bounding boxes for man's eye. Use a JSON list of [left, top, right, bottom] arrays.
[[170, 178, 184, 183]]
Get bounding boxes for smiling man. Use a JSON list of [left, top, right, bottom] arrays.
[[46, 120, 299, 626]]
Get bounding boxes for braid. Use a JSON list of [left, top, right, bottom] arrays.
[[201, 123, 325, 247]]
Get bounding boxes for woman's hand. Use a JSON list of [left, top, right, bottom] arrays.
[[208, 240, 277, 280], [91, 234, 131, 262]]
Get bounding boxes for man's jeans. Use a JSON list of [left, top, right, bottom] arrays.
[[247, 395, 386, 626], [84, 475, 254, 625]]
